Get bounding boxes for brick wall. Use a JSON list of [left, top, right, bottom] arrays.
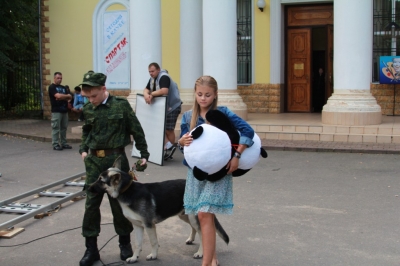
[[371, 83, 400, 115], [237, 84, 283, 113]]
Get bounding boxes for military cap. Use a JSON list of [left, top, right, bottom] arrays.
[[80, 71, 107, 86]]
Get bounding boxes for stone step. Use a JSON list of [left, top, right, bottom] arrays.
[[72, 120, 400, 144]]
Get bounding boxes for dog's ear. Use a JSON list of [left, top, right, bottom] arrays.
[[113, 156, 122, 170], [110, 173, 122, 186]]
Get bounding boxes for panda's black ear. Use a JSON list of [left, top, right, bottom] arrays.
[[206, 110, 227, 126], [191, 126, 204, 139]]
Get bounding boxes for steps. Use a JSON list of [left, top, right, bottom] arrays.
[[248, 123, 400, 144], [71, 113, 400, 145]]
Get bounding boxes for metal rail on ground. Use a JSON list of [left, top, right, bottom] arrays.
[[0, 172, 86, 234]]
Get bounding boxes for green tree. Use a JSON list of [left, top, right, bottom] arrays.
[[0, 0, 39, 112]]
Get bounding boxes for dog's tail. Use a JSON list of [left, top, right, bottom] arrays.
[[214, 216, 229, 245]]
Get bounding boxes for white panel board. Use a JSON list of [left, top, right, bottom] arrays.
[[131, 94, 166, 165]]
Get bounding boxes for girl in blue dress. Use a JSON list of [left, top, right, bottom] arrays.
[[178, 76, 254, 266]]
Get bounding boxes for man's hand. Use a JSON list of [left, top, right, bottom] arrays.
[[54, 93, 72, 101], [81, 152, 88, 160], [144, 93, 153, 104], [134, 158, 148, 172], [139, 158, 147, 165]]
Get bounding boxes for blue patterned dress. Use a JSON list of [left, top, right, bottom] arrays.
[[180, 106, 254, 215]]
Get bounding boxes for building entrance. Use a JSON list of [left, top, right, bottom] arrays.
[[286, 5, 333, 113]]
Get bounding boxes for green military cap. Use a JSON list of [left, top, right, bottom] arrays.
[[80, 71, 107, 86]]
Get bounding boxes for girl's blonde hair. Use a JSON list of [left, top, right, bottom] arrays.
[[190, 75, 218, 130]]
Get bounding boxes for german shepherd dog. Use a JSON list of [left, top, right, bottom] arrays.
[[88, 156, 229, 263]]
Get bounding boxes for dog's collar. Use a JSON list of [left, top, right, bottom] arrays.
[[119, 179, 133, 194]]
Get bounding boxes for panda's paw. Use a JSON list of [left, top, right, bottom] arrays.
[[232, 168, 250, 177], [206, 167, 228, 182], [191, 126, 204, 139], [193, 166, 208, 181], [260, 148, 268, 158]]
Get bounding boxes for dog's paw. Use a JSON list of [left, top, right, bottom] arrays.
[[146, 253, 157, 261], [126, 256, 139, 264], [193, 252, 203, 259], [185, 238, 194, 245]]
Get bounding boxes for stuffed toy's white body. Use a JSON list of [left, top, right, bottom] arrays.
[[184, 124, 231, 175], [238, 133, 262, 170]]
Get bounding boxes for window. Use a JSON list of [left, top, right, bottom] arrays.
[[373, 0, 400, 81], [237, 0, 252, 84]]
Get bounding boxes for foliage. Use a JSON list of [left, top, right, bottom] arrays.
[[0, 0, 39, 74], [0, 0, 40, 115]]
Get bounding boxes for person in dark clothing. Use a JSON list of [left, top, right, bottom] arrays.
[[78, 71, 149, 266], [143, 63, 182, 160], [48, 72, 72, 150]]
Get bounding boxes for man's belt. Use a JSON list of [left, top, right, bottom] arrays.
[[89, 148, 125, 158]]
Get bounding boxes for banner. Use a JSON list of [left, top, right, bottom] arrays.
[[103, 11, 130, 89], [380, 56, 400, 84]]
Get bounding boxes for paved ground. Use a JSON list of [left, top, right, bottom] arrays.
[[1, 119, 400, 154], [0, 132, 399, 266]]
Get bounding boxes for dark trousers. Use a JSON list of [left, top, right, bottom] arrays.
[[82, 152, 133, 238]]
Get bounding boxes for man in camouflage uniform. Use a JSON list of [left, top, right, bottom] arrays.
[[78, 71, 149, 266]]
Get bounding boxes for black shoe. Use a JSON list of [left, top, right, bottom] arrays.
[[119, 243, 133, 261], [164, 146, 176, 160], [53, 145, 63, 151], [80, 237, 100, 266], [79, 249, 100, 266], [62, 144, 72, 149]]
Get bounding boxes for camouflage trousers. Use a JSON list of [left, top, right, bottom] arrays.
[[82, 152, 133, 238]]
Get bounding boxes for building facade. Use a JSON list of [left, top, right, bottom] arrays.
[[41, 0, 399, 125]]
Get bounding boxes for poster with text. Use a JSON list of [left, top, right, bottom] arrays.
[[103, 11, 130, 89], [380, 56, 400, 84]]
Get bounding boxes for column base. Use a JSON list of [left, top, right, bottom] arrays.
[[180, 89, 195, 113], [217, 90, 248, 120], [126, 90, 142, 111], [321, 90, 382, 125], [180, 89, 248, 119]]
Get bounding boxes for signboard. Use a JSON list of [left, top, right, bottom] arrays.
[[103, 11, 130, 89], [380, 56, 400, 84], [131, 94, 167, 166]]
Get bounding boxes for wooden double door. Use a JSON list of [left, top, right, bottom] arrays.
[[286, 5, 333, 112]]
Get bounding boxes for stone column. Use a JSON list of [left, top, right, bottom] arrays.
[[203, 0, 247, 119], [180, 0, 203, 112], [322, 0, 381, 125], [127, 0, 162, 110]]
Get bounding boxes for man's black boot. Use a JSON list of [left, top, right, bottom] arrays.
[[119, 235, 133, 261], [79, 237, 100, 266]]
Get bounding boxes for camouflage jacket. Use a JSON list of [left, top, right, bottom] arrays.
[[79, 95, 150, 160]]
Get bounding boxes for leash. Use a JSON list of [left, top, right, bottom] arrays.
[[119, 166, 138, 194]]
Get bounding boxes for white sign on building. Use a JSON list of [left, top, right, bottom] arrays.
[[103, 11, 130, 89]]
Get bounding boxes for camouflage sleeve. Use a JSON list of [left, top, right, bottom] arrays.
[[79, 124, 91, 154], [126, 104, 150, 160], [79, 107, 91, 154]]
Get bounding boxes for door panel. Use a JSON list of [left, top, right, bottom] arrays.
[[326, 25, 334, 101], [287, 28, 311, 112]]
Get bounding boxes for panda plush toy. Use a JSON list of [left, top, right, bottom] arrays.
[[184, 109, 267, 182]]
